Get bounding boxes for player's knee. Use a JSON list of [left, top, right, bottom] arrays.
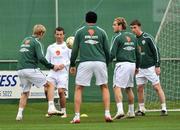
[[100, 84, 108, 88], [126, 87, 131, 92], [44, 81, 53, 88], [153, 83, 162, 92], [138, 85, 144, 93], [58, 88, 65, 95], [76, 85, 83, 91], [21, 91, 29, 97]]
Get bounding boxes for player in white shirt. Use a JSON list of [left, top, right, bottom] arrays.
[[45, 27, 71, 118]]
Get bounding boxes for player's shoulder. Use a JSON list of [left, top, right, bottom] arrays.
[[112, 32, 122, 43], [22, 36, 31, 42], [47, 43, 56, 49], [33, 37, 42, 46], [23, 36, 34, 42], [96, 26, 107, 34], [62, 42, 69, 49], [143, 32, 154, 39], [75, 26, 86, 34], [25, 36, 41, 46], [124, 31, 135, 37]]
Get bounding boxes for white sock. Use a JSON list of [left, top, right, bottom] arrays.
[[61, 108, 66, 115], [139, 103, 145, 111], [105, 110, 110, 117], [48, 101, 55, 111], [74, 113, 80, 119], [117, 102, 124, 114], [161, 103, 167, 111], [128, 104, 134, 113], [17, 107, 24, 116]]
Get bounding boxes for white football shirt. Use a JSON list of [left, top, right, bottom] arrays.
[[45, 42, 71, 68]]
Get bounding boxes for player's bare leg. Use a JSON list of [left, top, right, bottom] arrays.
[[45, 82, 63, 116], [58, 88, 67, 118], [100, 84, 112, 122], [113, 86, 124, 120], [136, 84, 146, 116], [126, 88, 135, 118], [44, 86, 48, 101], [71, 85, 83, 123], [153, 83, 167, 116], [16, 92, 29, 121]]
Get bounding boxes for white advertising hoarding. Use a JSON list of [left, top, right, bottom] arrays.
[[0, 71, 68, 99]]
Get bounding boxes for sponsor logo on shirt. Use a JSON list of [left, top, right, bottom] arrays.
[[123, 46, 135, 51], [84, 29, 99, 45], [19, 48, 29, 52], [85, 40, 99, 44], [124, 42, 134, 46]]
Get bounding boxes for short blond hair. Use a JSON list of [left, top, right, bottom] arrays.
[[33, 24, 46, 35], [114, 17, 127, 30]]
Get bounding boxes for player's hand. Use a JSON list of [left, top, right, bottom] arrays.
[[70, 67, 76, 75], [155, 67, 161, 75], [58, 64, 65, 70], [53, 65, 60, 71], [135, 68, 139, 75]]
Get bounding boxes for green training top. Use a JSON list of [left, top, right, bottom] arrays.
[[110, 30, 141, 68], [17, 36, 54, 70], [137, 32, 160, 68], [70, 25, 110, 67]]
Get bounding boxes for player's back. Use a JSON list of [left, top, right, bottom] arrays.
[[17, 36, 43, 70], [74, 25, 109, 63], [111, 30, 138, 63]]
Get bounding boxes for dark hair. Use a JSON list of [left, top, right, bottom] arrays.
[[85, 11, 97, 23], [130, 20, 141, 26], [54, 27, 65, 34]]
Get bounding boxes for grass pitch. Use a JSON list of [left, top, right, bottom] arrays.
[[0, 102, 179, 130]]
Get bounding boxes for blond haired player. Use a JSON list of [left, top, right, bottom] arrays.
[[45, 27, 71, 118], [16, 24, 63, 121], [110, 17, 140, 119]]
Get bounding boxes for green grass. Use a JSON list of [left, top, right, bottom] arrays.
[[0, 102, 180, 130]]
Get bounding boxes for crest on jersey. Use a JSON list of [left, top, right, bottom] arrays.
[[126, 36, 131, 42], [24, 40, 30, 45], [88, 29, 95, 36], [56, 50, 60, 56], [142, 40, 146, 45]]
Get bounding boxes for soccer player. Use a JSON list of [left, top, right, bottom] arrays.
[[110, 17, 140, 119], [130, 20, 168, 116], [70, 11, 112, 123], [16, 24, 63, 121], [45, 27, 71, 118]]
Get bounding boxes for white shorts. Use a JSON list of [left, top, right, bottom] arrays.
[[136, 66, 160, 86], [76, 61, 108, 86], [47, 69, 69, 90], [17, 69, 47, 92], [113, 62, 135, 88]]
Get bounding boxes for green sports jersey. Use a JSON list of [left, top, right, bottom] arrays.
[[110, 30, 141, 68], [70, 24, 110, 67], [137, 32, 160, 68], [17, 36, 54, 70]]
